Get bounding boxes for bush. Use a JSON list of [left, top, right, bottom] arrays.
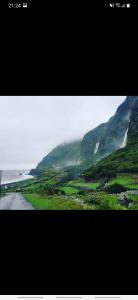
[[57, 189, 66, 195], [78, 190, 85, 195], [105, 183, 128, 193]]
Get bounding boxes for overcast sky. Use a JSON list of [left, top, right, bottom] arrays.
[[0, 96, 126, 170]]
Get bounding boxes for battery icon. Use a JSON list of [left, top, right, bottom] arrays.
[[23, 3, 27, 7]]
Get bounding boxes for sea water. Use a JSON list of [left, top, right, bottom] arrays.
[[0, 170, 33, 185]]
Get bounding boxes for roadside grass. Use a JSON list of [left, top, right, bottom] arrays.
[[23, 193, 84, 210]]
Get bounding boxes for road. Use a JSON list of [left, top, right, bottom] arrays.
[[0, 193, 34, 210]]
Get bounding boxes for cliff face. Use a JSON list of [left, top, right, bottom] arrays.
[[98, 96, 136, 154], [81, 96, 135, 163], [127, 96, 138, 146], [81, 123, 107, 159], [83, 96, 138, 179]]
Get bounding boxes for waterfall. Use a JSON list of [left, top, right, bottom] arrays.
[[120, 128, 128, 148], [94, 142, 100, 154]]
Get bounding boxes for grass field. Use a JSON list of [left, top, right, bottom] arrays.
[[66, 179, 100, 189], [44, 179, 58, 185], [23, 193, 84, 210], [59, 186, 79, 195], [109, 175, 138, 189]]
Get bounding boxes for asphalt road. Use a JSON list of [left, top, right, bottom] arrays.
[[0, 193, 34, 210]]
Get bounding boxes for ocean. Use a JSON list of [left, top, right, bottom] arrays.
[[0, 170, 33, 185]]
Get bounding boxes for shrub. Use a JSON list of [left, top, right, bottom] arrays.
[[105, 183, 128, 193], [78, 190, 85, 195]]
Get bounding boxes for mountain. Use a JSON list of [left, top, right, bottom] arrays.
[[31, 96, 138, 176], [81, 96, 136, 164], [83, 96, 138, 179], [35, 140, 82, 170]]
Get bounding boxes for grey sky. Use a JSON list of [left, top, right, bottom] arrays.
[[0, 96, 126, 170]]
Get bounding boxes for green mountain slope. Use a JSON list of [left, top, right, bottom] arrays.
[[36, 140, 82, 170]]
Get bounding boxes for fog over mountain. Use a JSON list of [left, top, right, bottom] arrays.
[[0, 96, 126, 169]]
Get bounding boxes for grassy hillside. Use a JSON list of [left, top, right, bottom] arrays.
[[83, 144, 138, 179]]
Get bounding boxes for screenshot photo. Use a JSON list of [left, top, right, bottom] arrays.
[[0, 95, 137, 210]]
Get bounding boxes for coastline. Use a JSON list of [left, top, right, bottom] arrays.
[[1, 173, 34, 186]]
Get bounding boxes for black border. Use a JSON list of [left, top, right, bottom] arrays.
[[1, 209, 138, 294], [1, 5, 138, 294], [5, 0, 138, 10], [0, 95, 138, 294]]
